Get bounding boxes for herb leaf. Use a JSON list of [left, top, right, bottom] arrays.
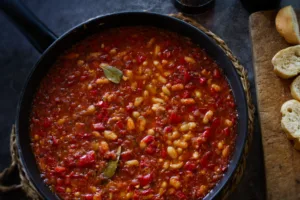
[[102, 146, 121, 178], [100, 65, 123, 84]]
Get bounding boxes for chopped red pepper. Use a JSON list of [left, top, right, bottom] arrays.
[[43, 117, 51, 128], [92, 123, 105, 131], [169, 112, 182, 124], [138, 173, 153, 187], [175, 191, 187, 199], [54, 166, 66, 174], [184, 161, 196, 171], [78, 151, 95, 167], [200, 151, 212, 167], [199, 77, 207, 85], [183, 71, 191, 83], [213, 68, 221, 78]]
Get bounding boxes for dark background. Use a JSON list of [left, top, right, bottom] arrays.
[[1, 0, 300, 199]]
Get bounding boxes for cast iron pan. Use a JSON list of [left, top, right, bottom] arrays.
[[1, 0, 248, 199]]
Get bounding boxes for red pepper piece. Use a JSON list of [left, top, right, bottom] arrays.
[[200, 151, 212, 167], [84, 194, 94, 200], [183, 71, 191, 83], [104, 46, 111, 53], [55, 186, 65, 193], [54, 166, 66, 174], [213, 68, 221, 78], [43, 117, 51, 128], [179, 56, 186, 64], [138, 173, 153, 187], [64, 157, 76, 167], [161, 147, 167, 158], [163, 126, 173, 133], [121, 150, 133, 161], [90, 89, 97, 96], [56, 178, 63, 185], [199, 77, 207, 85], [184, 161, 196, 171], [126, 104, 134, 113], [90, 61, 100, 68], [175, 191, 187, 199], [78, 151, 95, 167], [182, 90, 191, 98], [92, 123, 105, 131], [222, 127, 230, 136], [140, 188, 154, 196], [141, 135, 155, 144], [95, 100, 108, 108], [203, 128, 212, 140], [80, 75, 88, 81], [163, 50, 171, 59], [177, 65, 185, 71], [116, 121, 124, 129], [169, 112, 182, 124], [52, 136, 59, 145], [145, 143, 156, 155], [136, 55, 146, 64], [64, 176, 70, 185], [211, 118, 221, 130]]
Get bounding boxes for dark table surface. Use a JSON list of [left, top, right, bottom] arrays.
[[1, 0, 300, 199]]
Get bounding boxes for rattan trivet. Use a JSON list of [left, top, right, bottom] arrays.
[[0, 13, 255, 199]]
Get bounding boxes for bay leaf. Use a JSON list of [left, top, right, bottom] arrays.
[[100, 65, 123, 84], [102, 146, 121, 178]]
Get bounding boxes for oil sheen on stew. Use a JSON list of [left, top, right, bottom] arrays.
[[30, 27, 237, 200]]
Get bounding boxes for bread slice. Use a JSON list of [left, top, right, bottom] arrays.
[[280, 99, 300, 150], [291, 75, 300, 101], [272, 45, 300, 79], [275, 5, 300, 45]]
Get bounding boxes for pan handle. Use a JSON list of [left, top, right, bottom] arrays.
[[0, 0, 58, 53]]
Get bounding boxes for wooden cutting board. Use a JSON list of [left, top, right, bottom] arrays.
[[250, 11, 300, 200]]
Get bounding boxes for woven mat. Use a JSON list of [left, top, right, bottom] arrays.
[[0, 13, 255, 199]]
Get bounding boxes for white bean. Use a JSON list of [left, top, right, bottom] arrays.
[[170, 162, 184, 169], [127, 117, 135, 130], [134, 97, 144, 107], [103, 131, 117, 141], [184, 56, 195, 64], [125, 160, 139, 167], [167, 146, 178, 159], [137, 116, 146, 131], [169, 176, 181, 189], [162, 86, 171, 96], [173, 140, 188, 149], [211, 84, 221, 92], [152, 97, 165, 104], [203, 110, 214, 124], [171, 84, 184, 91]]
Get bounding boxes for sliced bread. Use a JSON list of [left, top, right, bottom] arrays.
[[272, 45, 300, 79], [291, 75, 300, 101], [275, 5, 300, 45], [280, 99, 300, 150]]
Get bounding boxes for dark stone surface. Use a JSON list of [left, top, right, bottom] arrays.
[[0, 0, 299, 199]]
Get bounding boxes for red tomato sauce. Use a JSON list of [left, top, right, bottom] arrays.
[[30, 27, 237, 200]]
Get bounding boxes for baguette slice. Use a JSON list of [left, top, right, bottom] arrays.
[[272, 45, 300, 79], [276, 5, 300, 45], [291, 75, 300, 101], [281, 99, 300, 150]]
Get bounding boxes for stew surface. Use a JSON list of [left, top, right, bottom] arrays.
[[30, 27, 237, 200]]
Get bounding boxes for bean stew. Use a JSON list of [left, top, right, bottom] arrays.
[[30, 27, 237, 200]]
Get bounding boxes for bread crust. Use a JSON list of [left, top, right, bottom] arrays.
[[291, 75, 300, 101], [275, 5, 300, 45]]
